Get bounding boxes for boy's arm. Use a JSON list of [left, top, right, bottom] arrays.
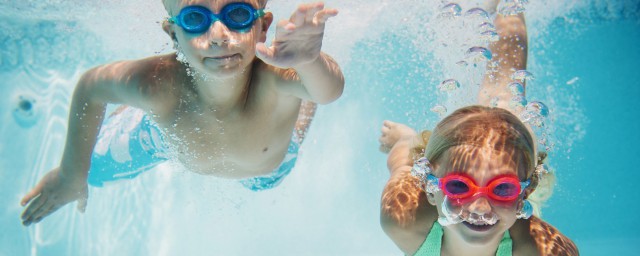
[[20, 59, 164, 226], [58, 61, 159, 178], [256, 2, 344, 104], [478, 11, 528, 114]]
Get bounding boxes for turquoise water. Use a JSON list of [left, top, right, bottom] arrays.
[[1, 0, 639, 255]]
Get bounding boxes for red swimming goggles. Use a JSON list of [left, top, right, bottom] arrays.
[[427, 173, 530, 202]]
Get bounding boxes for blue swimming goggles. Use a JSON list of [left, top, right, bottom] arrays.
[[169, 3, 265, 34]]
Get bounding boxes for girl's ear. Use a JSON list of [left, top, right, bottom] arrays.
[[259, 12, 273, 42], [426, 192, 437, 206]]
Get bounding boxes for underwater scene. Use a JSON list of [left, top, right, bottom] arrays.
[[1, 0, 639, 255]]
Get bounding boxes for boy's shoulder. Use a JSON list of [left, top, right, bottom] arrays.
[[528, 216, 579, 256], [83, 54, 183, 113], [255, 59, 300, 83], [88, 54, 181, 88], [125, 54, 183, 85]]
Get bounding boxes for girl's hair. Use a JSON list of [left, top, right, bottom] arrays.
[[411, 105, 555, 216]]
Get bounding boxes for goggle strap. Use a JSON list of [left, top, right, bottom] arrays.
[[520, 180, 531, 193], [256, 9, 265, 18]]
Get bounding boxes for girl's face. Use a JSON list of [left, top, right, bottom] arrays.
[[168, 0, 270, 78], [429, 144, 528, 245]]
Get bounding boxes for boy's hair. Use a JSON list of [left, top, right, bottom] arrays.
[[161, 0, 268, 15], [412, 105, 555, 216]]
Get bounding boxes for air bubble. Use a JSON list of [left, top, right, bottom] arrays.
[[465, 46, 492, 63], [438, 79, 460, 92], [440, 3, 462, 18], [525, 101, 549, 117], [430, 105, 447, 117], [456, 60, 468, 67], [480, 30, 499, 42], [508, 82, 525, 96], [464, 8, 489, 20], [566, 77, 579, 85], [478, 22, 495, 31], [511, 70, 534, 82], [520, 101, 549, 127], [498, 0, 528, 16]]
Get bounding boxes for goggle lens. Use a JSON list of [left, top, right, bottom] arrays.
[[183, 10, 209, 32], [173, 3, 262, 34], [444, 179, 470, 195], [225, 5, 252, 25], [492, 182, 518, 198], [438, 174, 524, 202]]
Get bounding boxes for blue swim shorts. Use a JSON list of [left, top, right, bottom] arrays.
[[87, 107, 301, 191]]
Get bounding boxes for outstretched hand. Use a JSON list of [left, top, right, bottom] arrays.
[[255, 2, 338, 69], [20, 167, 88, 226]]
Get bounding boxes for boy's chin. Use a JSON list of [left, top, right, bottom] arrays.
[[194, 65, 248, 80]]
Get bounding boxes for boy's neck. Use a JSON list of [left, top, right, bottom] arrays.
[[190, 62, 254, 115]]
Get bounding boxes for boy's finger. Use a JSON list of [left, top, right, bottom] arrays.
[[31, 204, 55, 224], [313, 9, 338, 24], [21, 184, 44, 206], [291, 5, 307, 26], [255, 42, 276, 64], [275, 19, 294, 39], [21, 195, 47, 221], [305, 3, 324, 23], [22, 199, 48, 226]]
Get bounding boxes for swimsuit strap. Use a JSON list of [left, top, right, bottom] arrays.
[[496, 228, 513, 256], [413, 222, 513, 256], [413, 222, 443, 256]]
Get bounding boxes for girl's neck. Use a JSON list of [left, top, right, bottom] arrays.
[[440, 227, 505, 256]]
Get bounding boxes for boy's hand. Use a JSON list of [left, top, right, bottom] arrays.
[[256, 2, 338, 69], [20, 167, 88, 226]]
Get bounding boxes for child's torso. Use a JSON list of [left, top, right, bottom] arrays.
[[149, 60, 302, 178]]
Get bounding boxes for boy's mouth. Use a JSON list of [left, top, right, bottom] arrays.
[[204, 54, 241, 65], [209, 53, 240, 60]]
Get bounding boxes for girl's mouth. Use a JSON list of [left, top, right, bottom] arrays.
[[462, 220, 498, 232]]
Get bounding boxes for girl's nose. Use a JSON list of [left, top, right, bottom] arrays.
[[466, 196, 492, 215]]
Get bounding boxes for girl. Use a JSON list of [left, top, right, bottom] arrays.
[[378, 2, 578, 255]]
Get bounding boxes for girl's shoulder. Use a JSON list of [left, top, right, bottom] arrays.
[[527, 216, 579, 256]]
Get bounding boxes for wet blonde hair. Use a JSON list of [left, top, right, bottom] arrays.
[[161, 0, 268, 15], [412, 105, 555, 216]]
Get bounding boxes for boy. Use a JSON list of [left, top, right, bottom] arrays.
[[20, 0, 344, 226]]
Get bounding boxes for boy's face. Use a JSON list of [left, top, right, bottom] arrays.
[[166, 0, 271, 78]]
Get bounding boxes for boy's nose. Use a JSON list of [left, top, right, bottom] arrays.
[[207, 21, 231, 46], [466, 196, 492, 215]]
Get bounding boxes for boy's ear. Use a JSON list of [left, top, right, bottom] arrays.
[[258, 12, 273, 42], [162, 20, 177, 40]]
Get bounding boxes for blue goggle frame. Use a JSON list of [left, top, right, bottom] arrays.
[[169, 3, 265, 34]]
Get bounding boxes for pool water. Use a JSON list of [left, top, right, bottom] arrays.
[[1, 0, 639, 255]]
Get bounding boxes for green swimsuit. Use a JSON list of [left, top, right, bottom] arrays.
[[413, 222, 513, 256]]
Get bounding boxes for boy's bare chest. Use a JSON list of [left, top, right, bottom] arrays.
[[157, 105, 299, 177]]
